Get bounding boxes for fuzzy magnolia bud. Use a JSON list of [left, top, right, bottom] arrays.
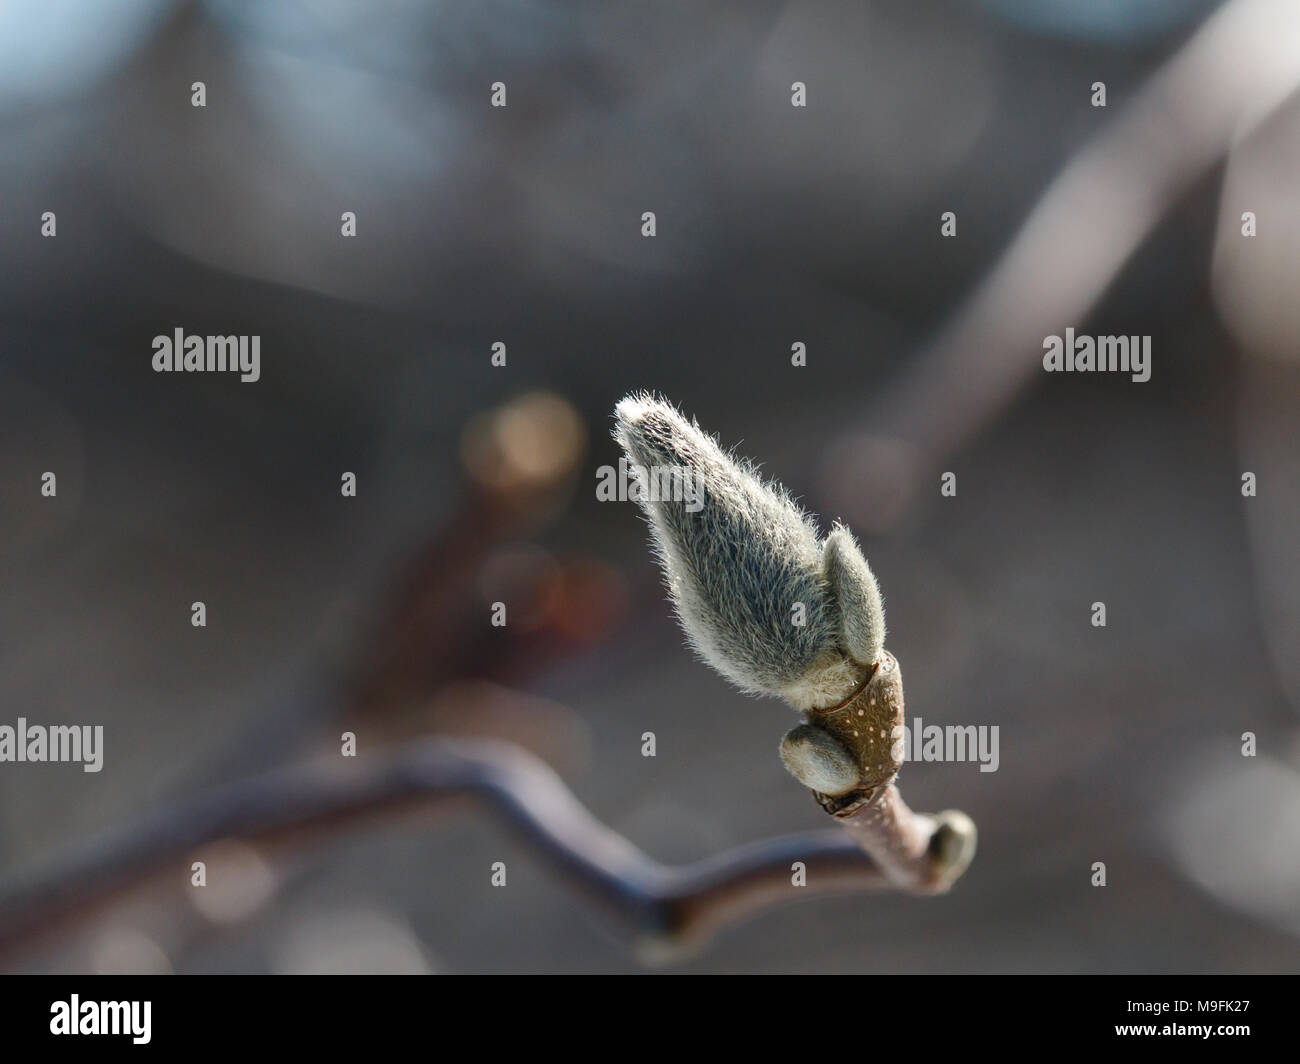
[[615, 393, 976, 889], [612, 393, 885, 712], [613, 392, 892, 797]]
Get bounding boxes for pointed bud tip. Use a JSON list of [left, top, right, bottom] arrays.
[[612, 392, 681, 442]]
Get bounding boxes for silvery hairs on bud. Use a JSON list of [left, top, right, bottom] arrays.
[[613, 393, 885, 711]]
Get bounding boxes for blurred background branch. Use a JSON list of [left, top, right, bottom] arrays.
[[0, 737, 893, 968]]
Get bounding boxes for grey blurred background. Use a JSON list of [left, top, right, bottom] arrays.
[[1, 0, 1298, 973]]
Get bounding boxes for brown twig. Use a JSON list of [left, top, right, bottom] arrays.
[[791, 652, 977, 892], [0, 737, 903, 969]]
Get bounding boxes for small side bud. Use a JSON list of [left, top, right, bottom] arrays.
[[928, 810, 978, 887], [780, 724, 860, 796], [822, 524, 885, 667]]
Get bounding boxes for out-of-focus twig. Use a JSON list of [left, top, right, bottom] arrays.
[[351, 390, 604, 715], [194, 391, 611, 789], [0, 738, 892, 968], [1237, 357, 1300, 717], [827, 0, 1300, 533]]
